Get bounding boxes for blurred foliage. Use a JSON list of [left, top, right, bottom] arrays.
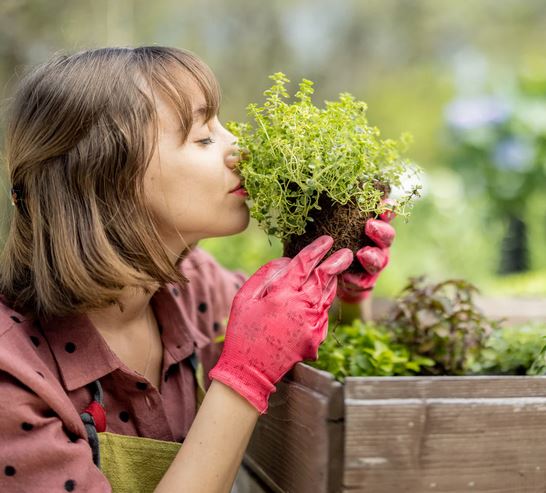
[[529, 333, 546, 375], [485, 268, 546, 296], [445, 86, 546, 216], [468, 322, 546, 375], [443, 67, 546, 273], [2, 0, 546, 296]]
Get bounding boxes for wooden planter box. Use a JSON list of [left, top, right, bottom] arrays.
[[242, 366, 546, 492], [240, 297, 546, 493]]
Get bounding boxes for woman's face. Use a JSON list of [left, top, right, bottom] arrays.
[[144, 83, 250, 258]]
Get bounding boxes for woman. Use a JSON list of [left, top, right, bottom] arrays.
[[0, 46, 394, 492]]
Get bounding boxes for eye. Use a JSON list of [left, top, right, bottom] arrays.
[[197, 137, 215, 145]]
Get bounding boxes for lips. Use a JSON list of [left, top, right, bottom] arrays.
[[229, 181, 244, 193]]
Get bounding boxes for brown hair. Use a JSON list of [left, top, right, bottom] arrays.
[[0, 46, 221, 319]]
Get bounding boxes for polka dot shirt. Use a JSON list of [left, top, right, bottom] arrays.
[[0, 247, 247, 492]]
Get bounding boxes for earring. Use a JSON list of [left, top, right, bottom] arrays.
[[10, 187, 22, 207]]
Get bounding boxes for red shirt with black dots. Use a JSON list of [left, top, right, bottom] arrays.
[[0, 247, 247, 492]]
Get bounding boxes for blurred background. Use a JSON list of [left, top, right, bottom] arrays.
[[1, 0, 546, 298]]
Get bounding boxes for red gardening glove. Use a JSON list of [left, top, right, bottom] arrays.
[[336, 202, 396, 303], [209, 235, 353, 414]]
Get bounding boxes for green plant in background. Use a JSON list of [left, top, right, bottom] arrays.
[[529, 334, 546, 375], [383, 276, 501, 375], [310, 316, 546, 382], [467, 322, 546, 375], [227, 72, 421, 246], [310, 276, 546, 381], [308, 318, 435, 382]]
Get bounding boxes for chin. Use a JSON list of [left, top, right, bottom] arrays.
[[206, 210, 250, 239], [228, 210, 251, 235]]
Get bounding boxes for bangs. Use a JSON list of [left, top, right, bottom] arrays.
[[136, 47, 221, 142]]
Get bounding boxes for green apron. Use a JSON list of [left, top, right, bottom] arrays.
[[80, 351, 206, 493]]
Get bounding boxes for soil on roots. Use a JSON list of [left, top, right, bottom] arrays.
[[282, 183, 389, 274]]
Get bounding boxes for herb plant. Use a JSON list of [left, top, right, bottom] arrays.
[[227, 73, 421, 270]]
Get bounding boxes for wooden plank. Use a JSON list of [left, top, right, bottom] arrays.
[[327, 417, 344, 493], [343, 395, 546, 492], [289, 364, 345, 492], [290, 363, 345, 420], [244, 372, 343, 493], [345, 376, 546, 400], [288, 362, 339, 396]]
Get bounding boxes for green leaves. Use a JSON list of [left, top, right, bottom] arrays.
[[309, 278, 546, 381], [227, 73, 421, 242], [470, 323, 546, 375], [308, 318, 435, 382]]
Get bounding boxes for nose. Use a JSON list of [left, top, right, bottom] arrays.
[[226, 140, 242, 169]]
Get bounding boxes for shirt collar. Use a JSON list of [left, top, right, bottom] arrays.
[[40, 282, 211, 392]]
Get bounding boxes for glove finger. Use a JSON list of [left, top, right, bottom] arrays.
[[283, 235, 334, 288], [314, 316, 331, 360], [301, 248, 353, 302], [340, 270, 379, 291], [365, 219, 395, 249], [319, 274, 339, 311], [336, 286, 370, 303], [242, 258, 292, 298], [356, 246, 389, 275], [379, 198, 397, 223], [379, 209, 396, 222], [304, 315, 330, 361], [318, 312, 330, 344]]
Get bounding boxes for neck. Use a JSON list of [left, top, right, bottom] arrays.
[[87, 284, 163, 386], [85, 238, 197, 333], [86, 284, 159, 336]]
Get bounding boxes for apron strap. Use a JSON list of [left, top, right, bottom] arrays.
[[188, 351, 199, 373], [80, 379, 105, 467]]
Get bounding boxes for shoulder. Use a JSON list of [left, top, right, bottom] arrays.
[[0, 369, 109, 491], [0, 294, 45, 371], [0, 295, 85, 438], [0, 298, 107, 491], [0, 294, 26, 338], [0, 296, 41, 371]]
